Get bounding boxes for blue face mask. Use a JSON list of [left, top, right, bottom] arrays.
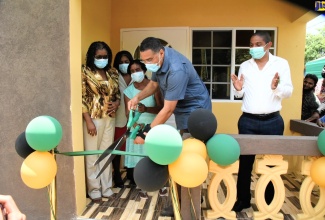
[[131, 71, 145, 83], [145, 55, 161, 72], [249, 43, 268, 59], [94, 58, 108, 69], [119, 63, 129, 74]]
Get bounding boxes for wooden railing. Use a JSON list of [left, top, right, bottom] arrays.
[[195, 120, 325, 220]]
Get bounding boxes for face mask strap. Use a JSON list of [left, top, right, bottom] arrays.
[[155, 53, 161, 66]]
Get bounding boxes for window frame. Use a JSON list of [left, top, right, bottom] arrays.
[[190, 27, 277, 102]]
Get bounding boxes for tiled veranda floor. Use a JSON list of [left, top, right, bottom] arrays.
[[78, 172, 320, 220]]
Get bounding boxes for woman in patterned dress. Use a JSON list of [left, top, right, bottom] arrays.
[[82, 41, 120, 203]]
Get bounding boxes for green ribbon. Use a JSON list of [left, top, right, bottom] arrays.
[[55, 149, 147, 157]]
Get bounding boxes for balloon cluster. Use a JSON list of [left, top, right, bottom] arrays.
[[134, 108, 240, 191], [312, 130, 325, 187], [15, 116, 62, 189]]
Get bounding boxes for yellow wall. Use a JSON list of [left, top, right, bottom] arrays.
[[81, 0, 112, 65], [110, 0, 317, 135], [70, 0, 85, 214]]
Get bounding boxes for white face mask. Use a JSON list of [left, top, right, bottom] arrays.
[[249, 43, 268, 59], [145, 54, 161, 72], [119, 63, 129, 74], [94, 59, 108, 69], [131, 71, 145, 83]]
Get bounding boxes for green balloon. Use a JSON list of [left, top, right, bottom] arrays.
[[317, 130, 325, 155], [144, 124, 183, 165], [206, 134, 240, 166], [26, 116, 63, 152]]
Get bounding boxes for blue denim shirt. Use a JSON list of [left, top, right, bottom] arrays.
[[151, 47, 212, 129]]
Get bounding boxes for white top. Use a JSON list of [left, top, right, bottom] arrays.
[[234, 53, 293, 114], [115, 74, 133, 127]]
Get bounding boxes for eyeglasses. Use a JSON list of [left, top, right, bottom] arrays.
[[141, 54, 159, 64], [94, 55, 108, 59]]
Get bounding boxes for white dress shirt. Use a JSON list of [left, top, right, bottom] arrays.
[[234, 53, 293, 114]]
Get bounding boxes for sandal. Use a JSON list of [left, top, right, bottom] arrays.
[[159, 187, 168, 197], [139, 191, 148, 199]]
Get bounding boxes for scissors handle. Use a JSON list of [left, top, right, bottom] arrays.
[[133, 111, 141, 122], [127, 109, 142, 128], [129, 125, 141, 139], [126, 109, 135, 128]]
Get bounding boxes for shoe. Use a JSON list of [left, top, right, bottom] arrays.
[[129, 179, 136, 186], [161, 205, 174, 217], [114, 182, 124, 188], [113, 175, 124, 188], [232, 200, 251, 212], [91, 197, 102, 204], [159, 187, 168, 197], [139, 191, 149, 199]]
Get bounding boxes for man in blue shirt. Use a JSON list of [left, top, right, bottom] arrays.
[[128, 37, 212, 217], [128, 37, 211, 134]]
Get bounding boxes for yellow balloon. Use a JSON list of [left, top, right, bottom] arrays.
[[168, 152, 208, 188], [182, 138, 207, 159], [310, 157, 325, 187], [21, 151, 57, 189]]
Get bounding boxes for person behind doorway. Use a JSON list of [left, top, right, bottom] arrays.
[[305, 66, 325, 122], [230, 31, 293, 212], [82, 41, 120, 203], [127, 37, 212, 217], [301, 74, 319, 120], [112, 50, 134, 188], [0, 195, 25, 220], [123, 59, 165, 198], [314, 65, 325, 103]]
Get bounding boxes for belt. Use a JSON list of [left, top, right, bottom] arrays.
[[243, 111, 280, 120]]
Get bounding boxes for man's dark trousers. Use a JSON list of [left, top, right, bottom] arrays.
[[236, 112, 284, 204]]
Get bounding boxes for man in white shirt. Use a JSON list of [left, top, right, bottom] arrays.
[[231, 31, 293, 212]]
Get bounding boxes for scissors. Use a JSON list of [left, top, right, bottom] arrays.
[[94, 109, 142, 178]]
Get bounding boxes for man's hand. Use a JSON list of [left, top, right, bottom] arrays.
[[0, 195, 26, 220], [134, 136, 145, 145], [231, 74, 244, 91], [128, 96, 140, 111], [271, 72, 280, 90]]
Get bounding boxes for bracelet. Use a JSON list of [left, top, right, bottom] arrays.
[[136, 124, 151, 139], [137, 131, 146, 139], [143, 124, 151, 133]]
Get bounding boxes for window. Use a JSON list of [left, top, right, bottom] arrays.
[[191, 28, 276, 101]]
